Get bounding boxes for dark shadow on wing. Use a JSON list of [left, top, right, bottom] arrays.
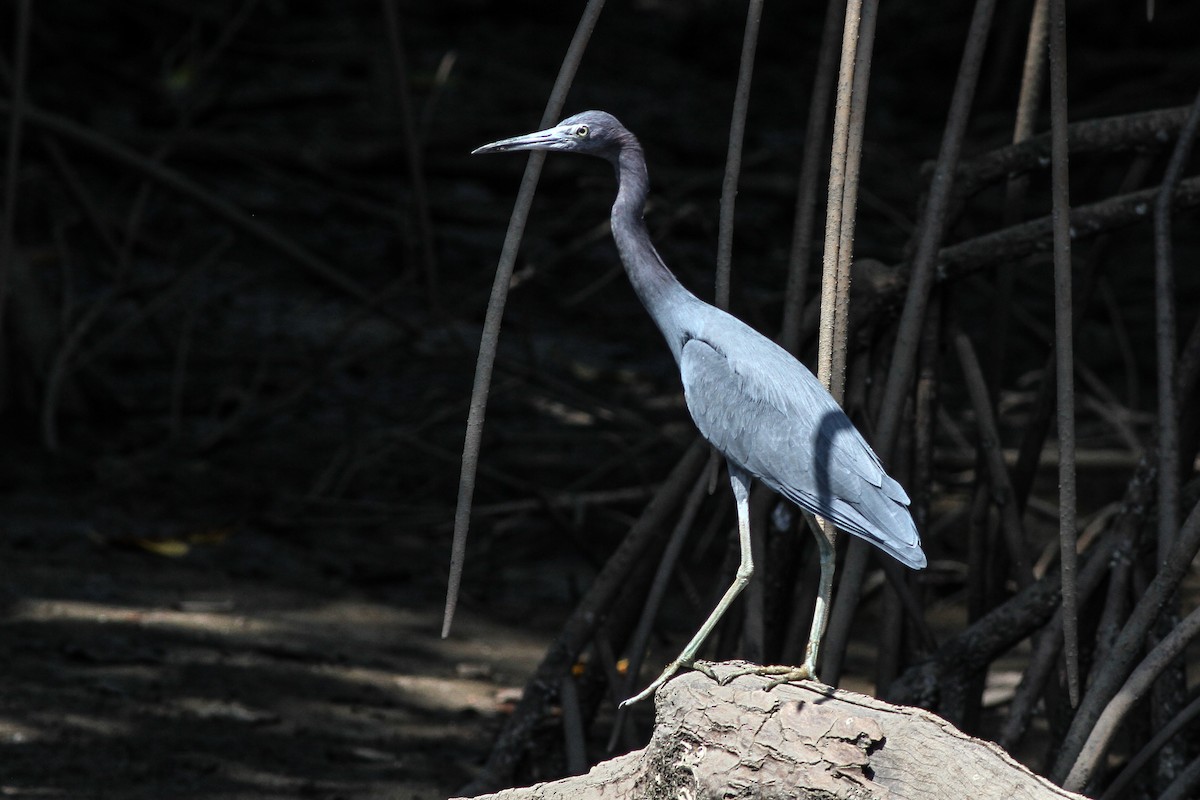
[[810, 409, 925, 569]]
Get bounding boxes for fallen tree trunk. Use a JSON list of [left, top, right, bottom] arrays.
[[456, 662, 1087, 800]]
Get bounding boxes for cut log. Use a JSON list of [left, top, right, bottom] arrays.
[[456, 661, 1087, 800]]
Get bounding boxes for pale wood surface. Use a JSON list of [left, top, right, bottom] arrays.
[[457, 661, 1089, 800]]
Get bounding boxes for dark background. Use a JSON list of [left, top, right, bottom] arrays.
[[1, 0, 1198, 797]]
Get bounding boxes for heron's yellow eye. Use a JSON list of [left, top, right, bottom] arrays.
[[575, 125, 589, 137]]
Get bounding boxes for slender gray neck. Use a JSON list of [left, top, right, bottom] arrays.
[[609, 142, 692, 349]]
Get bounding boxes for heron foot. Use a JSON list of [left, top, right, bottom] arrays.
[[712, 662, 823, 690], [761, 664, 819, 690], [692, 660, 720, 681], [619, 656, 693, 708]]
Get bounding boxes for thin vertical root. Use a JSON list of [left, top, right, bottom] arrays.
[[443, 0, 608, 639]]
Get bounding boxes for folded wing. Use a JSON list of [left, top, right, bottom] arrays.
[[680, 334, 925, 569]]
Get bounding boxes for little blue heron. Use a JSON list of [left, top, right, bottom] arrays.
[[472, 111, 926, 706]]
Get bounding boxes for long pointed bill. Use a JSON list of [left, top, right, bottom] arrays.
[[471, 124, 576, 155]]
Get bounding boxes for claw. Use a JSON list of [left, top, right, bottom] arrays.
[[620, 657, 689, 707], [705, 662, 822, 691]]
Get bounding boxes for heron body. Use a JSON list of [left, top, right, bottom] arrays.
[[473, 110, 925, 704]]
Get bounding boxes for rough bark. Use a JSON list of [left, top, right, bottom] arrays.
[[455, 662, 1086, 800]]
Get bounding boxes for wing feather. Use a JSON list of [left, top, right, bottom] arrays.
[[680, 333, 925, 569]]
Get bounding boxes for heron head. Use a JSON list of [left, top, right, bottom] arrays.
[[472, 110, 629, 160]]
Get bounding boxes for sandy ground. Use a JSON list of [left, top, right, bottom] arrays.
[[1, 488, 554, 800]]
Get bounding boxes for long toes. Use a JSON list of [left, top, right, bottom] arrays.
[[764, 667, 816, 690], [621, 659, 693, 707], [714, 663, 762, 685]]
